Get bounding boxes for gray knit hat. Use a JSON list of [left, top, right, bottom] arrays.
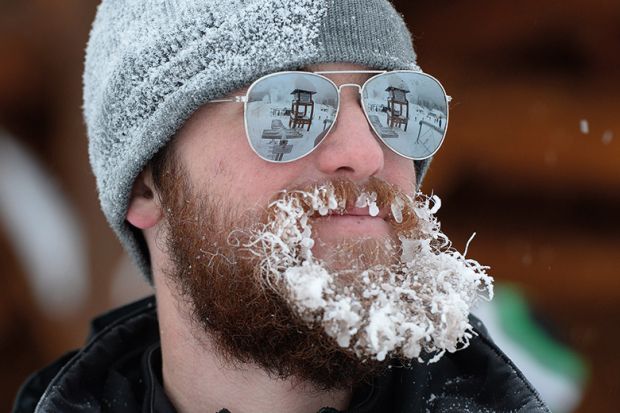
[[84, 0, 431, 280]]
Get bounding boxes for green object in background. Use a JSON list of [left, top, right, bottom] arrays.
[[496, 284, 588, 383]]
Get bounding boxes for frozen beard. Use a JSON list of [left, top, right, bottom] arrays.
[[157, 165, 493, 390]]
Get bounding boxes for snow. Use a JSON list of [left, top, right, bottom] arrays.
[[579, 119, 613, 144], [390, 196, 405, 224], [240, 183, 494, 364], [284, 262, 330, 310], [355, 192, 379, 216], [429, 194, 442, 214], [463, 232, 476, 257]]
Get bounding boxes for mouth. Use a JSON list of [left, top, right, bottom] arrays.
[[316, 205, 389, 220], [310, 204, 391, 240]]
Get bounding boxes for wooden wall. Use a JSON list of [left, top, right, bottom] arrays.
[[397, 1, 620, 411], [1, 1, 618, 411]]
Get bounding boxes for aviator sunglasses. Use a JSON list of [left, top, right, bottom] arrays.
[[210, 70, 450, 163]]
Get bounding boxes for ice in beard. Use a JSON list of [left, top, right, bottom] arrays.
[[241, 182, 494, 364]]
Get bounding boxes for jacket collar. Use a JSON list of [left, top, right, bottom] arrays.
[[21, 296, 549, 413]]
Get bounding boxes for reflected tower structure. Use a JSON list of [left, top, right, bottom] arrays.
[[289, 89, 316, 131], [386, 85, 410, 131]]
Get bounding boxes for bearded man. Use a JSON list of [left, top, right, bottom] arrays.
[[14, 1, 549, 412]]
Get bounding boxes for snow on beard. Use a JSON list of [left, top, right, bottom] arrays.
[[238, 178, 494, 364]]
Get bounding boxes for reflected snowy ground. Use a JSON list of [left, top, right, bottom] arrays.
[[364, 100, 446, 159], [247, 101, 336, 162]]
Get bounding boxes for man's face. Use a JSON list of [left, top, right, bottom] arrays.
[[160, 63, 417, 386], [171, 63, 417, 254], [153, 63, 491, 390]]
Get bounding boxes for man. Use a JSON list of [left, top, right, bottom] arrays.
[[14, 1, 549, 412]]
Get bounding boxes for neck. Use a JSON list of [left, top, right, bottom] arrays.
[[155, 281, 352, 413]]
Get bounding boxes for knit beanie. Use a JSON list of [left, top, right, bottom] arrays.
[[84, 0, 432, 281]]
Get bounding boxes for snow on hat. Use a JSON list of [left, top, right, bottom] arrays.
[[84, 0, 430, 281]]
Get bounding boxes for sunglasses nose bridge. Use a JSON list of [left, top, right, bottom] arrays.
[[337, 83, 362, 95], [334, 83, 363, 112]]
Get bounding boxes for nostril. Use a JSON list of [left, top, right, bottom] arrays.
[[335, 166, 355, 174]]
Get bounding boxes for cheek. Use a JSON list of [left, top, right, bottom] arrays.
[[382, 154, 417, 194], [192, 144, 302, 209], [174, 105, 297, 208], [179, 120, 250, 192]]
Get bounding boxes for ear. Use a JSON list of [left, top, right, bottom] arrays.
[[126, 167, 162, 229]]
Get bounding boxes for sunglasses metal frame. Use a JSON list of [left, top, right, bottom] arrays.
[[209, 70, 451, 163]]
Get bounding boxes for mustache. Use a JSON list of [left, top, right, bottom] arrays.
[[263, 176, 418, 231], [230, 177, 421, 280]]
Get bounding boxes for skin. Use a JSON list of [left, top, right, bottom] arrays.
[[127, 63, 417, 413]]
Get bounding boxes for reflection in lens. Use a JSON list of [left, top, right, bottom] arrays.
[[246, 73, 339, 162], [362, 72, 448, 160]]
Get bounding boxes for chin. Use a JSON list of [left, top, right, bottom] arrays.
[[311, 234, 398, 272]]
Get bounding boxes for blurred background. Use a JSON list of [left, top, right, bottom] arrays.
[[0, 0, 618, 411]]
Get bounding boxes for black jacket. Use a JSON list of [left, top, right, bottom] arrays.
[[13, 296, 550, 413]]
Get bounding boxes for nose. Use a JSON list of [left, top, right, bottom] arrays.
[[312, 86, 385, 180]]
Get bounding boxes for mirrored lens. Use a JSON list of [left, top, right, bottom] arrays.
[[245, 72, 339, 162], [362, 71, 448, 160]]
